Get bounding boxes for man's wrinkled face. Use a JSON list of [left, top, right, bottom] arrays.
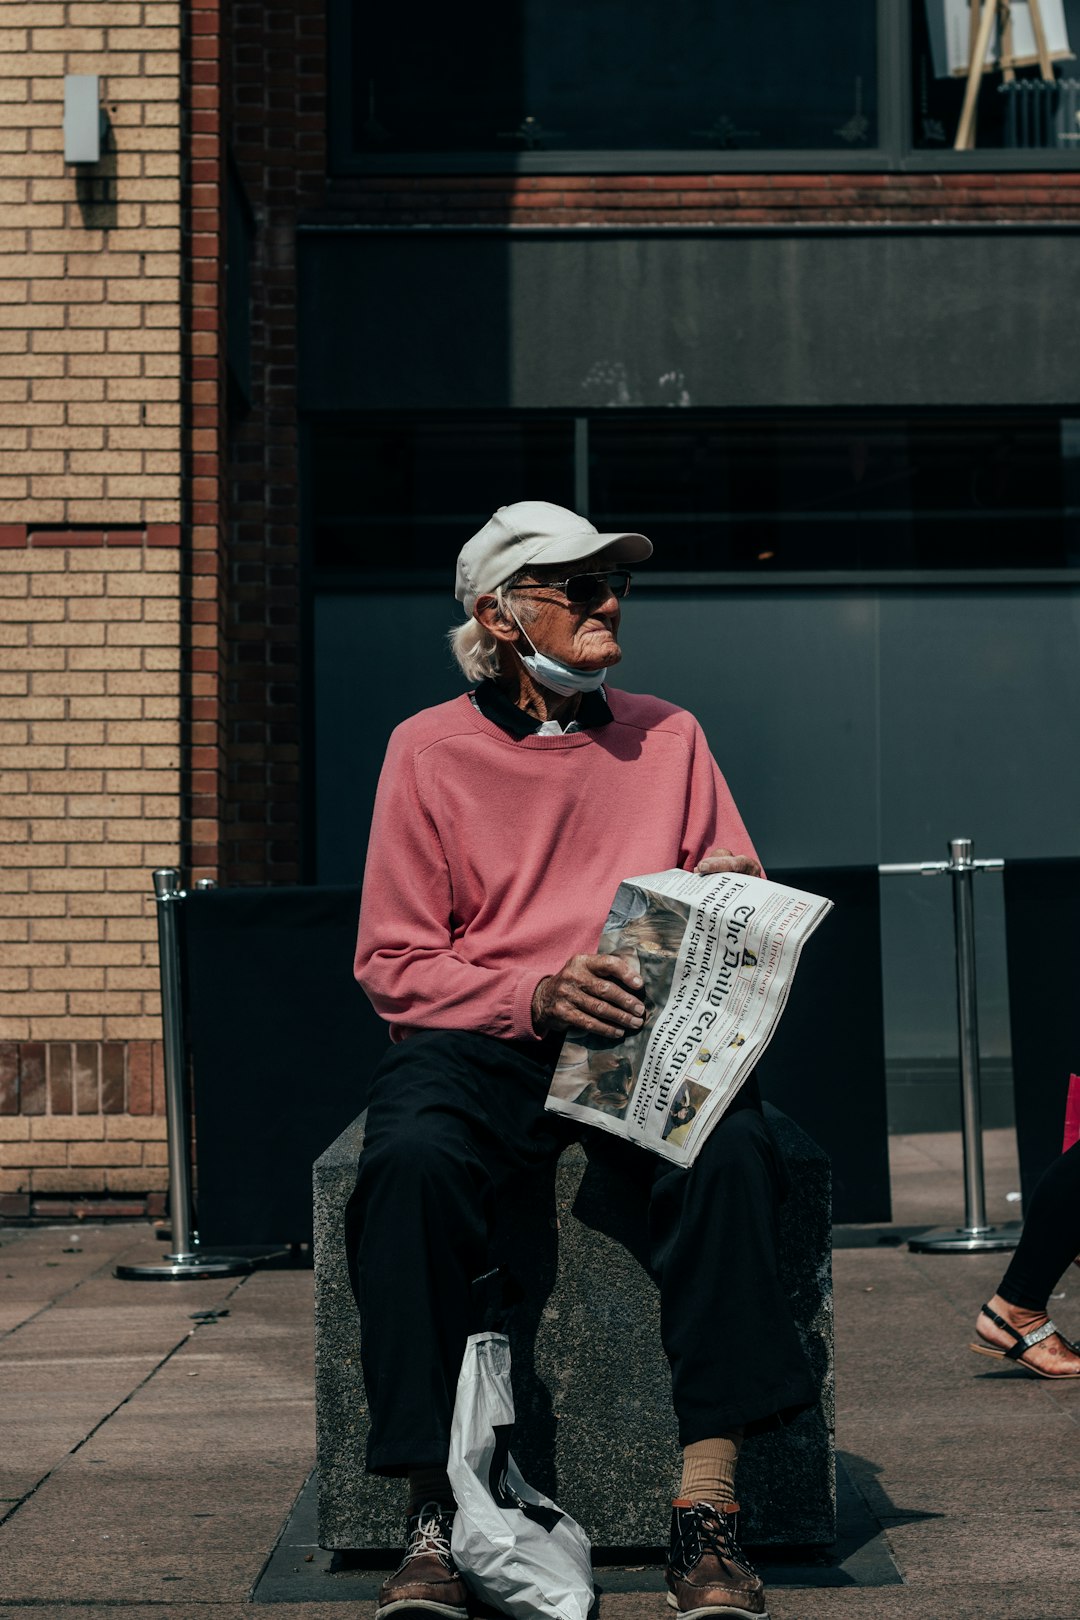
[[508, 553, 624, 670]]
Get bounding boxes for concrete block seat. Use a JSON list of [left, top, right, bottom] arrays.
[[314, 1102, 834, 1552]]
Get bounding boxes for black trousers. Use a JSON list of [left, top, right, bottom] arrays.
[[998, 1139, 1080, 1312], [344, 1028, 816, 1476]]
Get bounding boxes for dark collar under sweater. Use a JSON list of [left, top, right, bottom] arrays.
[[472, 679, 614, 739]]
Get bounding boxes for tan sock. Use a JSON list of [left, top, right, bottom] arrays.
[[678, 1431, 744, 1509], [406, 1465, 455, 1512]]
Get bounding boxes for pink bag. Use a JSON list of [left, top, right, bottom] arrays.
[[1063, 1074, 1080, 1154]]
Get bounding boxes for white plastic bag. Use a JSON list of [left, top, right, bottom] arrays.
[[448, 1331, 594, 1620]]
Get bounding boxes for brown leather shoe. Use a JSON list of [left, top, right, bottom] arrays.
[[377, 1502, 469, 1618], [665, 1499, 768, 1619]]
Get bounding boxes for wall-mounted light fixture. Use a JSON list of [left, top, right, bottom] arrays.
[[64, 75, 103, 163]]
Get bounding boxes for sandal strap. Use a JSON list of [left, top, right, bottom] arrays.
[[980, 1303, 1022, 1342], [980, 1304, 1060, 1360], [1006, 1319, 1058, 1359]]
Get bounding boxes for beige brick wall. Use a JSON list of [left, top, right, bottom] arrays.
[[0, 1, 181, 524], [0, 544, 181, 1043], [0, 1110, 167, 1200]]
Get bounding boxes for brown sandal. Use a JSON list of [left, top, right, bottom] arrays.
[[970, 1303, 1080, 1379]]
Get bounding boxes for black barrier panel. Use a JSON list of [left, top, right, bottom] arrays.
[[182, 870, 890, 1244], [183, 886, 389, 1247], [1002, 857, 1080, 1208], [756, 866, 891, 1225]]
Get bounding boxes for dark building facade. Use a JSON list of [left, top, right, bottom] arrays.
[[214, 3, 1080, 1130]]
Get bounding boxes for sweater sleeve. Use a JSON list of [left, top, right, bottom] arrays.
[[354, 729, 541, 1040], [678, 718, 763, 874]]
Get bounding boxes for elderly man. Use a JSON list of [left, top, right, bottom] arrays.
[[347, 501, 815, 1620]]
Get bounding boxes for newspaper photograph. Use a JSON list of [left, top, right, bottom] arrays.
[[545, 868, 833, 1166]]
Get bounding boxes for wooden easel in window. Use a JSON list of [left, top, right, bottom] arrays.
[[954, 0, 1056, 149]]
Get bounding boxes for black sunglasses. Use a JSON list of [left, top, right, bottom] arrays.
[[510, 570, 632, 607]]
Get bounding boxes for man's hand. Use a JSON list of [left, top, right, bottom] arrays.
[[532, 954, 646, 1039], [694, 845, 762, 878]]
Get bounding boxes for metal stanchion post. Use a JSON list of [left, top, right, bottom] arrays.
[[880, 839, 1021, 1255], [116, 869, 252, 1281]]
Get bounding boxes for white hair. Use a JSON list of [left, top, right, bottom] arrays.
[[448, 579, 537, 684]]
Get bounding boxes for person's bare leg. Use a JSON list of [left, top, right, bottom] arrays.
[[973, 1144, 1080, 1375], [975, 1294, 1080, 1375]]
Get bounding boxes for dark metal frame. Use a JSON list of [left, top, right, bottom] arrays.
[[326, 0, 1080, 175], [314, 567, 1080, 591]]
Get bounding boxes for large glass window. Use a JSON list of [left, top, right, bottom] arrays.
[[344, 1, 878, 157], [330, 0, 1080, 168], [308, 412, 1079, 577]]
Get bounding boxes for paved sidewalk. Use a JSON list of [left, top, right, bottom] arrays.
[[0, 1129, 1077, 1619]]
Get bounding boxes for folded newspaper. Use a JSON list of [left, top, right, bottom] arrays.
[[545, 868, 833, 1166]]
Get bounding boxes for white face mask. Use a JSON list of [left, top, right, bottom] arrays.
[[507, 608, 608, 697]]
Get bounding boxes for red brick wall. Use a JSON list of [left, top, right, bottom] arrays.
[[329, 171, 1080, 226], [226, 0, 327, 885], [186, 0, 228, 884]]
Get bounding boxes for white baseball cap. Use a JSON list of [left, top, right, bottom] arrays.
[[455, 500, 653, 614]]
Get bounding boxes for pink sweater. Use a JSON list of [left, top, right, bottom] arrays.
[[354, 688, 759, 1042]]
